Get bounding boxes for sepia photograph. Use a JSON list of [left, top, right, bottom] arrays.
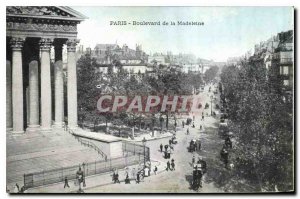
[[5, 5, 294, 194]]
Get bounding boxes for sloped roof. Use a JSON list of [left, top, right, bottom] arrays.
[[95, 44, 119, 50]]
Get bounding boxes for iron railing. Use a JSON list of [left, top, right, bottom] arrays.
[[74, 135, 108, 161], [24, 154, 141, 189], [68, 128, 108, 161], [122, 141, 150, 162]]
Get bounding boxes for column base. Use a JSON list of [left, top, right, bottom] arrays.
[[53, 122, 63, 129], [26, 125, 40, 132], [40, 127, 52, 133], [6, 127, 13, 132], [11, 130, 24, 134]]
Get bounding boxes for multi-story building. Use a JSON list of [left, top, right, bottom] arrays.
[[272, 30, 293, 91], [92, 43, 148, 65]]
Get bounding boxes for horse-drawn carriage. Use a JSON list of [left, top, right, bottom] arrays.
[[192, 164, 203, 190]]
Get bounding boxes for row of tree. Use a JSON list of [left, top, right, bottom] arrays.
[[220, 59, 293, 192], [76, 54, 205, 132]]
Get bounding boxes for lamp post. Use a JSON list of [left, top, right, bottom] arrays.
[[142, 137, 147, 169], [82, 162, 86, 188], [210, 95, 213, 116]]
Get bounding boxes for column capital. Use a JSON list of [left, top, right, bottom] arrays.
[[10, 37, 25, 51], [39, 38, 53, 51], [66, 39, 80, 52]]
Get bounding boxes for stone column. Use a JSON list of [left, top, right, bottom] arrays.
[[66, 39, 79, 129], [39, 38, 53, 132], [53, 41, 64, 129], [6, 60, 12, 131], [10, 37, 25, 134], [27, 60, 40, 132]]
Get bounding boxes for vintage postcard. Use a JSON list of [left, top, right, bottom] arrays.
[[6, 6, 294, 193]]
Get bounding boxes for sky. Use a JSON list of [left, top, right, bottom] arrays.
[[72, 7, 294, 62]]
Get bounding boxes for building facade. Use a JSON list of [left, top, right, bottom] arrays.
[[6, 6, 86, 133]]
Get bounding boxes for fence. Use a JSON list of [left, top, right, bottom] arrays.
[[24, 154, 142, 189], [122, 141, 150, 162], [74, 135, 108, 161]]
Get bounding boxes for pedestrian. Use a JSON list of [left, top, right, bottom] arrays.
[[64, 176, 70, 188], [171, 158, 174, 163], [190, 140, 194, 152], [164, 144, 169, 151], [192, 155, 195, 164], [154, 166, 158, 175], [171, 161, 175, 171], [160, 144, 163, 152], [19, 185, 26, 193], [200, 125, 202, 130], [167, 149, 171, 159], [115, 172, 120, 183], [169, 139, 172, 145], [197, 139, 201, 151], [182, 121, 185, 128], [192, 122, 195, 128], [166, 161, 171, 171], [125, 174, 131, 184], [136, 172, 140, 184], [187, 128, 190, 135], [13, 183, 19, 193]]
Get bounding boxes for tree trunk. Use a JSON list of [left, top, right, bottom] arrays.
[[166, 113, 169, 130], [93, 118, 97, 132], [105, 119, 108, 133], [139, 116, 141, 130]]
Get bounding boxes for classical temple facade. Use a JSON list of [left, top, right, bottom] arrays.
[[6, 6, 86, 133]]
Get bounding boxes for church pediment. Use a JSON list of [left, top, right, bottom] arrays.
[[6, 6, 86, 39], [6, 6, 87, 21]]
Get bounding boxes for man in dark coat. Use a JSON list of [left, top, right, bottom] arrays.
[[125, 174, 131, 184], [171, 161, 175, 171], [136, 172, 140, 184], [64, 176, 70, 188], [154, 166, 158, 175], [160, 144, 163, 152], [166, 161, 171, 171]]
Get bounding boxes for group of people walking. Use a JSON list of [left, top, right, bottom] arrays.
[[166, 159, 176, 171]]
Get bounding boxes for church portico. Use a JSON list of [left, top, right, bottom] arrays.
[[6, 6, 86, 134]]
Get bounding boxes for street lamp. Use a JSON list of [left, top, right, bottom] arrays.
[[82, 162, 86, 187], [210, 95, 213, 116], [142, 137, 147, 169]]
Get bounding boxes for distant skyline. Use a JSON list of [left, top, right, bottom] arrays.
[[73, 7, 293, 62]]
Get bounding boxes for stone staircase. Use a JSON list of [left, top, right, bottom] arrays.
[[6, 129, 105, 191]]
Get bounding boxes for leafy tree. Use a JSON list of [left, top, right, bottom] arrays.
[[220, 58, 293, 192], [204, 65, 219, 83]]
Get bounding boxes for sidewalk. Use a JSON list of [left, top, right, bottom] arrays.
[[27, 159, 166, 193], [127, 131, 174, 142]]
